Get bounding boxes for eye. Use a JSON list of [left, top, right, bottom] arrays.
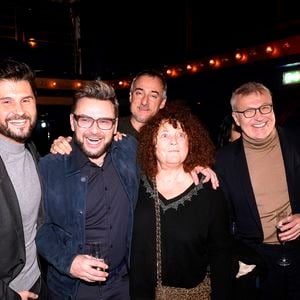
[[0, 99, 11, 104], [22, 97, 33, 103], [177, 132, 186, 139], [98, 119, 111, 125], [160, 133, 168, 139], [244, 108, 255, 117], [149, 93, 159, 100], [80, 117, 90, 122], [134, 90, 143, 96], [260, 105, 271, 113]]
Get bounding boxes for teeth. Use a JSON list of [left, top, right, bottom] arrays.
[[86, 137, 101, 144], [253, 123, 266, 128], [8, 120, 27, 125]]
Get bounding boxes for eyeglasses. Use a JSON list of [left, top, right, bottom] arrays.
[[73, 114, 116, 130], [233, 104, 273, 118]]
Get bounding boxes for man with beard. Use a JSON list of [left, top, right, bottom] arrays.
[[0, 58, 47, 299], [52, 69, 166, 145], [36, 80, 140, 300], [50, 69, 219, 187]]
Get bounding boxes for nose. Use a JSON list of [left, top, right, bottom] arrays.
[[141, 95, 149, 106], [12, 101, 26, 115], [170, 135, 178, 145], [90, 120, 100, 133]]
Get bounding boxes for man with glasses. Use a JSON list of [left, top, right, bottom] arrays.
[[49, 69, 219, 187], [36, 80, 140, 300], [215, 82, 300, 299]]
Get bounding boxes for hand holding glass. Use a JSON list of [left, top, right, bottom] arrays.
[[276, 211, 291, 267], [89, 242, 106, 271]]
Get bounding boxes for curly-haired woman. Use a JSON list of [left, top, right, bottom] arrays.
[[130, 102, 234, 299]]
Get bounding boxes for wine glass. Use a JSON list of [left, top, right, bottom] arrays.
[[87, 242, 105, 271], [275, 211, 291, 267]]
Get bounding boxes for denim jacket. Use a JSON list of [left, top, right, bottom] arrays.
[[36, 135, 139, 299]]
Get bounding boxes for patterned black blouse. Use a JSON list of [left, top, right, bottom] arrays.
[[130, 175, 234, 299]]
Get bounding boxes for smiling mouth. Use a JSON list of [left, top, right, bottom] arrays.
[[86, 137, 103, 145], [8, 119, 28, 127], [138, 106, 150, 111], [253, 122, 267, 128]]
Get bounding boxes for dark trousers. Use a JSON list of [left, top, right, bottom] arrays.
[[30, 276, 48, 300], [233, 271, 260, 300], [244, 241, 300, 300], [48, 264, 129, 300]]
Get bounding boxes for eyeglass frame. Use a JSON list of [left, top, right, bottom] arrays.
[[72, 114, 117, 130], [233, 104, 273, 118]]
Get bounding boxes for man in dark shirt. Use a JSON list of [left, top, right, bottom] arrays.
[[118, 69, 167, 138], [49, 70, 219, 186], [36, 80, 140, 300]]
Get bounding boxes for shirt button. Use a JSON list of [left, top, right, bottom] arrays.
[[80, 176, 87, 182]]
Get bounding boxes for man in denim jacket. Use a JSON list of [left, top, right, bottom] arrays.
[[36, 80, 139, 300]]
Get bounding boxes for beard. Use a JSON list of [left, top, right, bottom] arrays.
[[0, 114, 36, 143], [74, 134, 113, 160]]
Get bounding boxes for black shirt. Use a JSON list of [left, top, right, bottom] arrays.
[[74, 143, 129, 270], [118, 116, 139, 139], [130, 175, 233, 300]]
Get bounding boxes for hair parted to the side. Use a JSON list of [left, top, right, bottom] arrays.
[[129, 69, 167, 100], [138, 102, 216, 179], [72, 80, 119, 116], [230, 81, 272, 110], [0, 58, 37, 97]]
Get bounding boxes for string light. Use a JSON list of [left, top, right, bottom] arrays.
[[235, 51, 248, 63], [74, 82, 82, 88], [28, 38, 37, 48], [35, 35, 300, 91]]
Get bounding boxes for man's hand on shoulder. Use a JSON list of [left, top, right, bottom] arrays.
[[190, 166, 219, 189], [50, 136, 73, 155], [113, 131, 127, 141]]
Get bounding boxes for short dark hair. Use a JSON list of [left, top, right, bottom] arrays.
[[72, 80, 119, 117], [130, 69, 167, 100], [217, 114, 241, 148], [0, 58, 37, 97]]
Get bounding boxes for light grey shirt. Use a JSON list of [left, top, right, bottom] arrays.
[[0, 138, 41, 292]]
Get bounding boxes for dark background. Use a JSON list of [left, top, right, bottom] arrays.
[[1, 0, 300, 154], [2, 0, 299, 77]]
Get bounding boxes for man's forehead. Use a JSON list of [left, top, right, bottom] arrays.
[[134, 86, 160, 94], [75, 98, 115, 114], [135, 76, 163, 90]]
